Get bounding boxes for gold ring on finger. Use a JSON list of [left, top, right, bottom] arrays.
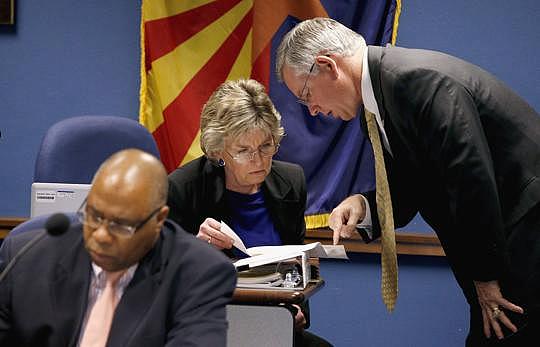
[[491, 307, 501, 319]]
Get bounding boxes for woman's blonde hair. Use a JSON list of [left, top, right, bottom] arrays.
[[200, 79, 285, 159]]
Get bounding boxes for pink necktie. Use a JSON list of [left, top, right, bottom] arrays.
[[80, 271, 124, 347]]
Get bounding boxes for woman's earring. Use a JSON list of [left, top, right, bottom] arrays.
[[217, 158, 225, 167]]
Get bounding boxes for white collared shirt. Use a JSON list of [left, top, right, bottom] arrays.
[[361, 46, 393, 156]]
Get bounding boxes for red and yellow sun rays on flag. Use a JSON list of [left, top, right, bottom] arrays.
[[139, 0, 327, 172]]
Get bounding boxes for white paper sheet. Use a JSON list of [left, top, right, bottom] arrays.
[[220, 221, 249, 254], [321, 245, 349, 259], [220, 221, 349, 267]]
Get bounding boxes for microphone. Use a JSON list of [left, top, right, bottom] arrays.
[[45, 213, 71, 236], [0, 213, 71, 283]]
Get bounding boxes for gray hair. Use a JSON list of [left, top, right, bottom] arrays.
[[200, 79, 285, 159], [275, 17, 366, 80]]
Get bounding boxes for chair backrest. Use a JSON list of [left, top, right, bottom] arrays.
[[34, 115, 160, 183], [9, 213, 78, 238]]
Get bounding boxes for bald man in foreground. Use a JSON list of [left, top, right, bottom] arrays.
[[0, 149, 237, 347]]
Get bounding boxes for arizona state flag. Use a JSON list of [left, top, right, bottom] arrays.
[[139, 0, 401, 228]]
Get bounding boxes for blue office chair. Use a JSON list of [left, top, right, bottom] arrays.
[[34, 115, 160, 183], [9, 213, 78, 237]]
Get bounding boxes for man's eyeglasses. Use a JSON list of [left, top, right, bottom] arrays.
[[297, 63, 315, 106], [226, 143, 280, 164], [77, 199, 163, 237]]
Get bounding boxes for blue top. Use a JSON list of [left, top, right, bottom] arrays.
[[225, 189, 282, 257]]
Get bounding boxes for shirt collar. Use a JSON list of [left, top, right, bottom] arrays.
[[360, 46, 393, 156], [91, 262, 138, 288]]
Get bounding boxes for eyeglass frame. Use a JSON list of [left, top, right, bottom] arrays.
[[225, 142, 280, 163], [297, 63, 316, 106], [77, 198, 163, 237]]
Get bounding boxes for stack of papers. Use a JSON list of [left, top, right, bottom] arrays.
[[236, 265, 284, 288], [220, 222, 348, 270]]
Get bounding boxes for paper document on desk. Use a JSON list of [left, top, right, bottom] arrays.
[[220, 221, 348, 261], [320, 245, 349, 259], [233, 242, 348, 270], [246, 243, 348, 259]]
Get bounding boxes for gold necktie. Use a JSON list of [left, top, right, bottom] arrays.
[[364, 109, 398, 312]]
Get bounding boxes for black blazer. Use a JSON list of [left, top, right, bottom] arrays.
[[364, 45, 540, 296], [167, 157, 307, 246], [0, 220, 236, 347]]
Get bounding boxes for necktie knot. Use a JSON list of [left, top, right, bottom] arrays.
[[104, 271, 124, 289]]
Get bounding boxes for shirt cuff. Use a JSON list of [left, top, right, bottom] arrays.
[[356, 195, 373, 240]]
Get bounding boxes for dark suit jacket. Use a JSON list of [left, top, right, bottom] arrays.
[[0, 220, 237, 347], [364, 45, 540, 303], [167, 157, 307, 246]]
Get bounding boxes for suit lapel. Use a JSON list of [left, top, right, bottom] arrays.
[[51, 228, 92, 347], [203, 159, 229, 223], [106, 232, 169, 346], [262, 164, 296, 243], [367, 45, 388, 128], [367, 46, 399, 164], [366, 46, 422, 223]]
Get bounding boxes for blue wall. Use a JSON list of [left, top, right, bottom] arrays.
[[0, 1, 140, 217], [0, 1, 539, 346], [311, 254, 467, 346], [399, 0, 539, 112]]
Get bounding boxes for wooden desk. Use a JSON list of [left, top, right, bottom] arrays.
[[227, 280, 325, 347], [232, 280, 325, 305], [0, 217, 25, 240]]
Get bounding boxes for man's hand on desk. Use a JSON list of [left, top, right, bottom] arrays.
[[329, 194, 366, 245], [197, 218, 234, 250]]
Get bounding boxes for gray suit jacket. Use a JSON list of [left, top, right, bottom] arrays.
[[0, 220, 237, 346], [365, 45, 540, 300]]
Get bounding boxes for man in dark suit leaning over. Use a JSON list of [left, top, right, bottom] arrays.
[[276, 17, 540, 346], [0, 148, 237, 347]]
